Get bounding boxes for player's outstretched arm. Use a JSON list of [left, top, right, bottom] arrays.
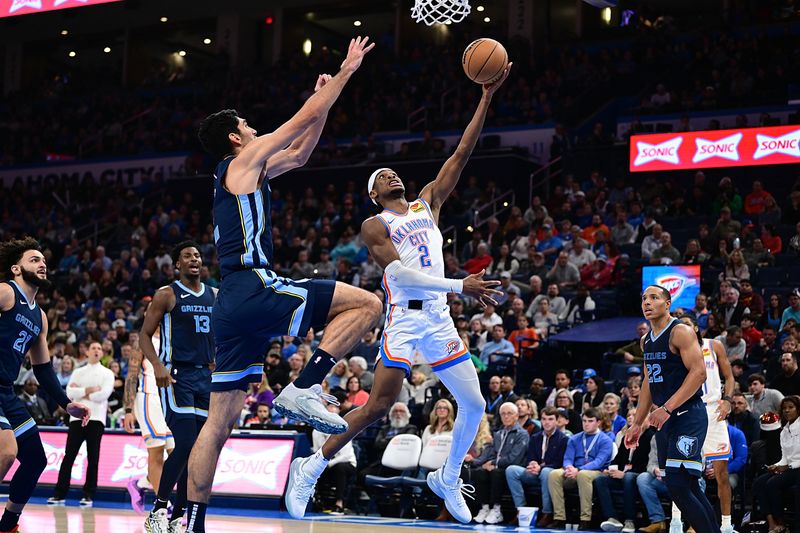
[[123, 348, 143, 433], [230, 37, 374, 185], [267, 74, 332, 179], [419, 63, 512, 214], [139, 287, 176, 388]]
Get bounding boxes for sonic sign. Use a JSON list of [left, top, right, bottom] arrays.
[[642, 266, 700, 311], [0, 0, 121, 18], [630, 125, 800, 172]]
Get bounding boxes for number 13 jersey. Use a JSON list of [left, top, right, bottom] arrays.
[[376, 198, 445, 305], [160, 281, 215, 366]]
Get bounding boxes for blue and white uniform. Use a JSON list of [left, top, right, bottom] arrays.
[[643, 318, 706, 476], [134, 334, 174, 449], [701, 339, 730, 461]]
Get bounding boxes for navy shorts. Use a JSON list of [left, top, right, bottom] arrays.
[[211, 269, 335, 391], [656, 398, 707, 477], [0, 389, 37, 439], [160, 365, 211, 425]]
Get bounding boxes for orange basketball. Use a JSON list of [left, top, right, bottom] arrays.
[[462, 38, 508, 84]]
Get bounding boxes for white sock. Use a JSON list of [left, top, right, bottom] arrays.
[[721, 515, 731, 528], [137, 477, 152, 490], [671, 503, 682, 520], [492, 504, 501, 510], [481, 504, 490, 511], [436, 361, 484, 483], [305, 449, 329, 477]]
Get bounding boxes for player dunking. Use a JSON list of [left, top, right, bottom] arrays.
[[0, 237, 90, 533], [671, 315, 736, 533], [285, 63, 512, 523], [124, 330, 175, 514], [186, 37, 380, 532], [138, 241, 216, 533], [626, 286, 721, 533]]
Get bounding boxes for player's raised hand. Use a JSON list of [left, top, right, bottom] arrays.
[[340, 36, 376, 75], [153, 359, 176, 388], [67, 402, 91, 427], [314, 74, 332, 92], [483, 62, 512, 97], [461, 269, 502, 308]]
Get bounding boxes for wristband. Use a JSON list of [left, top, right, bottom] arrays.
[[660, 405, 672, 415], [721, 395, 732, 403], [125, 408, 133, 414]]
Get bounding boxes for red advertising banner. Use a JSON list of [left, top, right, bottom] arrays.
[[0, 0, 121, 19], [629, 124, 800, 172], [3, 431, 295, 497]]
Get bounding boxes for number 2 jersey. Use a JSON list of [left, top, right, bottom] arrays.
[[375, 198, 445, 305], [159, 281, 215, 366], [0, 281, 42, 387], [643, 317, 702, 407]]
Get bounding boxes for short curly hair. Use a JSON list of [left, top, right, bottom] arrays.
[[0, 236, 41, 280], [197, 109, 240, 160]]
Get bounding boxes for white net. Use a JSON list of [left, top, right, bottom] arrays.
[[411, 0, 471, 26]]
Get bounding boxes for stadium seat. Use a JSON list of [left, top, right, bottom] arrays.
[[755, 267, 786, 287]]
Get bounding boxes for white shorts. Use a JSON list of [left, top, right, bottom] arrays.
[[703, 401, 730, 461], [134, 392, 175, 450], [376, 301, 471, 375]]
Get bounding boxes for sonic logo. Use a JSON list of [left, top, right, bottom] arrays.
[[655, 275, 696, 301], [410, 202, 425, 213], [445, 340, 461, 355]]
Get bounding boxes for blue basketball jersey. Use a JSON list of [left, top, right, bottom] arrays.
[[643, 317, 702, 407], [160, 281, 215, 366], [0, 281, 42, 386], [213, 157, 273, 278]]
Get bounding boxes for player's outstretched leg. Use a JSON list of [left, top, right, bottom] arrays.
[[427, 361, 484, 523], [0, 431, 46, 533], [285, 361, 405, 518], [273, 283, 382, 434]]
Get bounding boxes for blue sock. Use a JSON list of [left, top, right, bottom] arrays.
[[665, 467, 720, 533], [293, 349, 336, 389], [0, 509, 21, 531], [185, 501, 207, 533]]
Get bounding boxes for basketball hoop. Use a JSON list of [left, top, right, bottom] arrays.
[[411, 0, 471, 26]]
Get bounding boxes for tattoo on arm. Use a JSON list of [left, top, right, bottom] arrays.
[[124, 351, 142, 409]]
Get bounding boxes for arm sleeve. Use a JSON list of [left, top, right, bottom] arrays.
[[89, 369, 114, 402], [384, 260, 464, 294], [33, 362, 71, 410]]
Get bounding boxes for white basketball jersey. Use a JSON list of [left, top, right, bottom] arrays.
[[376, 198, 445, 305], [138, 334, 158, 394], [701, 338, 722, 403]]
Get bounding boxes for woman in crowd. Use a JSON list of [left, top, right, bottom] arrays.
[[244, 374, 275, 417], [554, 388, 582, 434], [421, 398, 455, 447], [341, 376, 369, 414], [620, 375, 641, 414], [516, 397, 540, 434], [759, 294, 784, 331], [324, 359, 351, 391], [57, 356, 74, 389], [602, 393, 626, 435], [579, 373, 605, 413]]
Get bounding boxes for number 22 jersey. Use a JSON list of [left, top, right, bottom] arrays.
[[643, 317, 702, 408]]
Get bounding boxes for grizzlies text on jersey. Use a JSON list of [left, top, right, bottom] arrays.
[[159, 281, 215, 366]]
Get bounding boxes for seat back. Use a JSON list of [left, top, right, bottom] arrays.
[[419, 434, 453, 470], [381, 434, 422, 470]]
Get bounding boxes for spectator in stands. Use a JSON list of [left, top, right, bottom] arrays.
[[532, 298, 559, 338], [244, 375, 275, 417], [467, 318, 487, 353], [688, 293, 711, 332], [505, 406, 568, 528], [348, 356, 373, 392], [312, 403, 357, 514], [567, 237, 596, 270], [472, 303, 502, 330], [741, 315, 763, 353], [785, 191, 800, 225], [578, 369, 604, 412], [489, 244, 519, 279], [341, 376, 369, 415], [769, 352, 800, 397], [287, 353, 305, 382], [682, 239, 710, 265], [714, 326, 746, 361], [780, 289, 800, 329], [547, 408, 613, 529], [704, 312, 725, 339], [580, 255, 614, 290], [620, 373, 642, 414], [744, 181, 770, 215], [561, 284, 596, 325], [614, 321, 650, 365], [507, 315, 539, 357], [494, 272, 521, 307], [360, 402, 418, 480], [760, 195, 782, 228], [490, 376, 520, 423], [400, 369, 437, 406], [465, 402, 528, 524], [721, 249, 750, 284], [610, 211, 635, 246], [18, 377, 55, 426], [421, 399, 454, 447], [745, 238, 776, 271], [352, 330, 379, 366], [729, 360, 750, 393], [738, 279, 764, 317], [722, 424, 748, 492], [324, 359, 351, 391], [748, 373, 784, 417], [602, 393, 626, 435], [595, 407, 653, 532], [546, 251, 580, 289], [761, 224, 783, 254], [649, 231, 680, 265], [444, 255, 469, 280], [713, 177, 743, 215], [245, 403, 272, 427], [636, 435, 671, 533], [57, 356, 75, 389], [536, 224, 564, 262], [788, 222, 800, 255], [581, 215, 610, 246], [289, 250, 315, 279], [641, 224, 663, 260], [480, 325, 515, 368], [520, 251, 549, 282], [528, 283, 567, 318], [718, 288, 749, 328], [515, 397, 539, 435], [465, 243, 493, 275], [546, 369, 573, 406], [650, 83, 671, 107], [751, 395, 800, 533], [711, 207, 742, 244], [553, 388, 582, 434], [485, 376, 503, 420], [313, 248, 335, 279], [529, 378, 548, 411], [760, 296, 784, 332], [729, 392, 761, 445]]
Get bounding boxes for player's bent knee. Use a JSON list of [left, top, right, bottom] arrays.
[[0, 453, 15, 471]]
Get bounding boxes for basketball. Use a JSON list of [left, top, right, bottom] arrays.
[[462, 38, 508, 84]]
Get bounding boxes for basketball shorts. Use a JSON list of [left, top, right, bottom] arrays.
[[702, 401, 731, 461], [656, 398, 707, 477], [377, 300, 471, 376], [212, 269, 335, 391], [160, 364, 211, 425], [135, 391, 175, 450], [0, 389, 37, 439]]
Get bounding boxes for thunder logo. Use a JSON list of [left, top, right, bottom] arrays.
[[655, 275, 697, 301]]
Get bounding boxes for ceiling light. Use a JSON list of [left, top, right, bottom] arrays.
[[203, 38, 211, 45], [483, 16, 491, 22], [60, 29, 68, 36], [353, 20, 362, 26], [103, 47, 111, 53], [178, 50, 186, 57], [68, 51, 76, 58], [477, 5, 484, 11], [160, 16, 168, 22]]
